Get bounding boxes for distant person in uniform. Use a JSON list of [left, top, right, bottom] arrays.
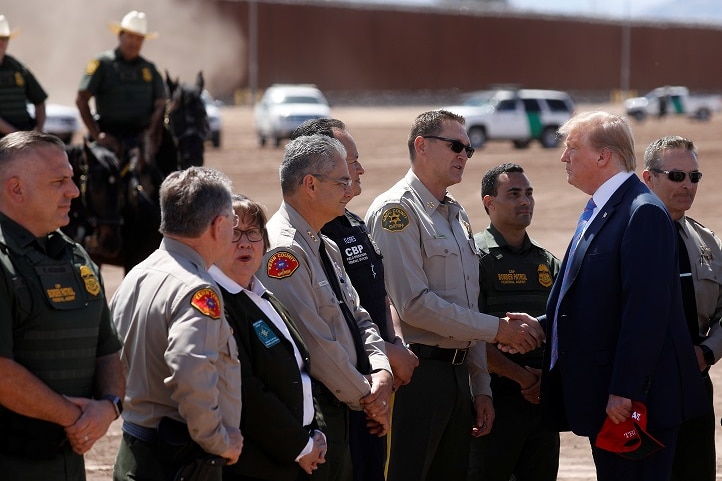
[[111, 167, 244, 481], [658, 86, 669, 120], [468, 163, 560, 481], [0, 15, 47, 137], [642, 136, 720, 481], [0, 131, 124, 481], [76, 10, 166, 157], [291, 119, 419, 481]]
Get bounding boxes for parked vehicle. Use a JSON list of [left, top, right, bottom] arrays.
[[27, 103, 80, 144], [202, 89, 222, 148], [444, 89, 575, 149], [624, 86, 722, 121], [254, 84, 330, 147]]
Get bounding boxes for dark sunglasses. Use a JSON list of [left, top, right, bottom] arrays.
[[422, 135, 475, 158], [651, 168, 702, 183]]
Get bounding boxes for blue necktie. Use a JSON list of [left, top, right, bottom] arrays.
[[550, 198, 596, 368]]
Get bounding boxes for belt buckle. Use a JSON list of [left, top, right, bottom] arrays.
[[452, 348, 467, 365]]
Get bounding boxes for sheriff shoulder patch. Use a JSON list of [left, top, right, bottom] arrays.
[[267, 251, 299, 279], [381, 207, 410, 232], [190, 288, 222, 319]]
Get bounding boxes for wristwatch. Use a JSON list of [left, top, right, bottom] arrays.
[[700, 345, 716, 366], [100, 394, 123, 419]]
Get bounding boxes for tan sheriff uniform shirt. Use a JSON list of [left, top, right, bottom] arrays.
[[111, 238, 242, 456], [257, 202, 391, 411], [365, 170, 498, 396], [679, 216, 722, 360]]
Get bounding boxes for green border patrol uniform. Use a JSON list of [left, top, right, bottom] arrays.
[[0, 213, 122, 481], [468, 225, 561, 481], [79, 48, 165, 138], [0, 54, 47, 133]]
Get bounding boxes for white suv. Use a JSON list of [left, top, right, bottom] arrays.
[[445, 89, 575, 149], [254, 84, 330, 147]]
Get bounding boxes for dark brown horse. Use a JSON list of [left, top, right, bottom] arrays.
[[63, 71, 209, 273]]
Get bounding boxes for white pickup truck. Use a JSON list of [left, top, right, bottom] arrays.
[[624, 86, 721, 121]]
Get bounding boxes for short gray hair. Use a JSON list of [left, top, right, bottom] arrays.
[[643, 136, 697, 171], [279, 134, 346, 195], [159, 167, 233, 237], [0, 131, 66, 177]]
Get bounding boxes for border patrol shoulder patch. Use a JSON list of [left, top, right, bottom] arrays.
[[190, 288, 222, 319], [267, 251, 300, 279], [381, 207, 410, 232]]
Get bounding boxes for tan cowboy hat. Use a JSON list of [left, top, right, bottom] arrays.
[[0, 15, 20, 39], [109, 11, 158, 39]]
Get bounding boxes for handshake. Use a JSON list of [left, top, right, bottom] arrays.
[[494, 312, 545, 354]]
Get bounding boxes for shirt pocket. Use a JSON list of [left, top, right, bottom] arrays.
[[422, 237, 462, 294]]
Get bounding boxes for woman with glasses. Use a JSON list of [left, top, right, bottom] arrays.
[[209, 194, 327, 481]]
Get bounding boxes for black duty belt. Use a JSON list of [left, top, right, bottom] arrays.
[[409, 343, 468, 365]]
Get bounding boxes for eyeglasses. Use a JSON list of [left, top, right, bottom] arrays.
[[232, 227, 264, 243], [651, 168, 702, 183], [311, 173, 353, 189], [422, 135, 475, 158]]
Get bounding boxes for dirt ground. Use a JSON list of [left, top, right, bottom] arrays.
[[85, 103, 722, 480]]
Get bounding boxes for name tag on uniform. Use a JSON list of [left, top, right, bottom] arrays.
[[253, 320, 280, 348]]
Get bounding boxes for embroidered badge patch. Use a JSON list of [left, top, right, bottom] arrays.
[[79, 265, 101, 296], [267, 251, 299, 279], [253, 320, 281, 348], [537, 264, 553, 288], [14, 72, 24, 87], [190, 288, 222, 319], [381, 207, 410, 232], [142, 67, 152, 82], [85, 59, 99, 75]]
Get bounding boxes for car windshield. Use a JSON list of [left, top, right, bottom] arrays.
[[462, 92, 494, 107], [280, 95, 324, 105]]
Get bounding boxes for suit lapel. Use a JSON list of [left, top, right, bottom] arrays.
[[559, 176, 638, 300]]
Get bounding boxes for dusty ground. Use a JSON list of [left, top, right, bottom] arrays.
[[86, 103, 722, 480]]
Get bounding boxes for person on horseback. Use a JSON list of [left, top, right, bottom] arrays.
[[0, 15, 47, 138], [75, 10, 166, 160]]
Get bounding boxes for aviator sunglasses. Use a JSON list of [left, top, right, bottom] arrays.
[[422, 135, 475, 158], [651, 168, 702, 183]]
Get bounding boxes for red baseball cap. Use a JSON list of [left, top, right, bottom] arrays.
[[594, 401, 664, 460]]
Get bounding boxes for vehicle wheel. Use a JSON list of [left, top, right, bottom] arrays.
[[540, 127, 560, 148], [468, 126, 486, 148], [259, 136, 266, 147], [211, 131, 221, 148], [696, 108, 711, 121], [631, 110, 646, 122], [512, 140, 531, 149]]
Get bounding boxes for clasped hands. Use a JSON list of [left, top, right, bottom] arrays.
[[495, 312, 545, 354]]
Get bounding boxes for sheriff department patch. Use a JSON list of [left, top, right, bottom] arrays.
[[538, 264, 553, 288], [190, 288, 222, 319], [79, 265, 100, 296], [267, 251, 300, 279], [86, 59, 99, 76], [381, 207, 409, 232]]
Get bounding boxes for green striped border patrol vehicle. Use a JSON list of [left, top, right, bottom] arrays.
[[444, 88, 575, 149]]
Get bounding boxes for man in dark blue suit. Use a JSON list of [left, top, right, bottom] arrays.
[[528, 111, 708, 481]]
